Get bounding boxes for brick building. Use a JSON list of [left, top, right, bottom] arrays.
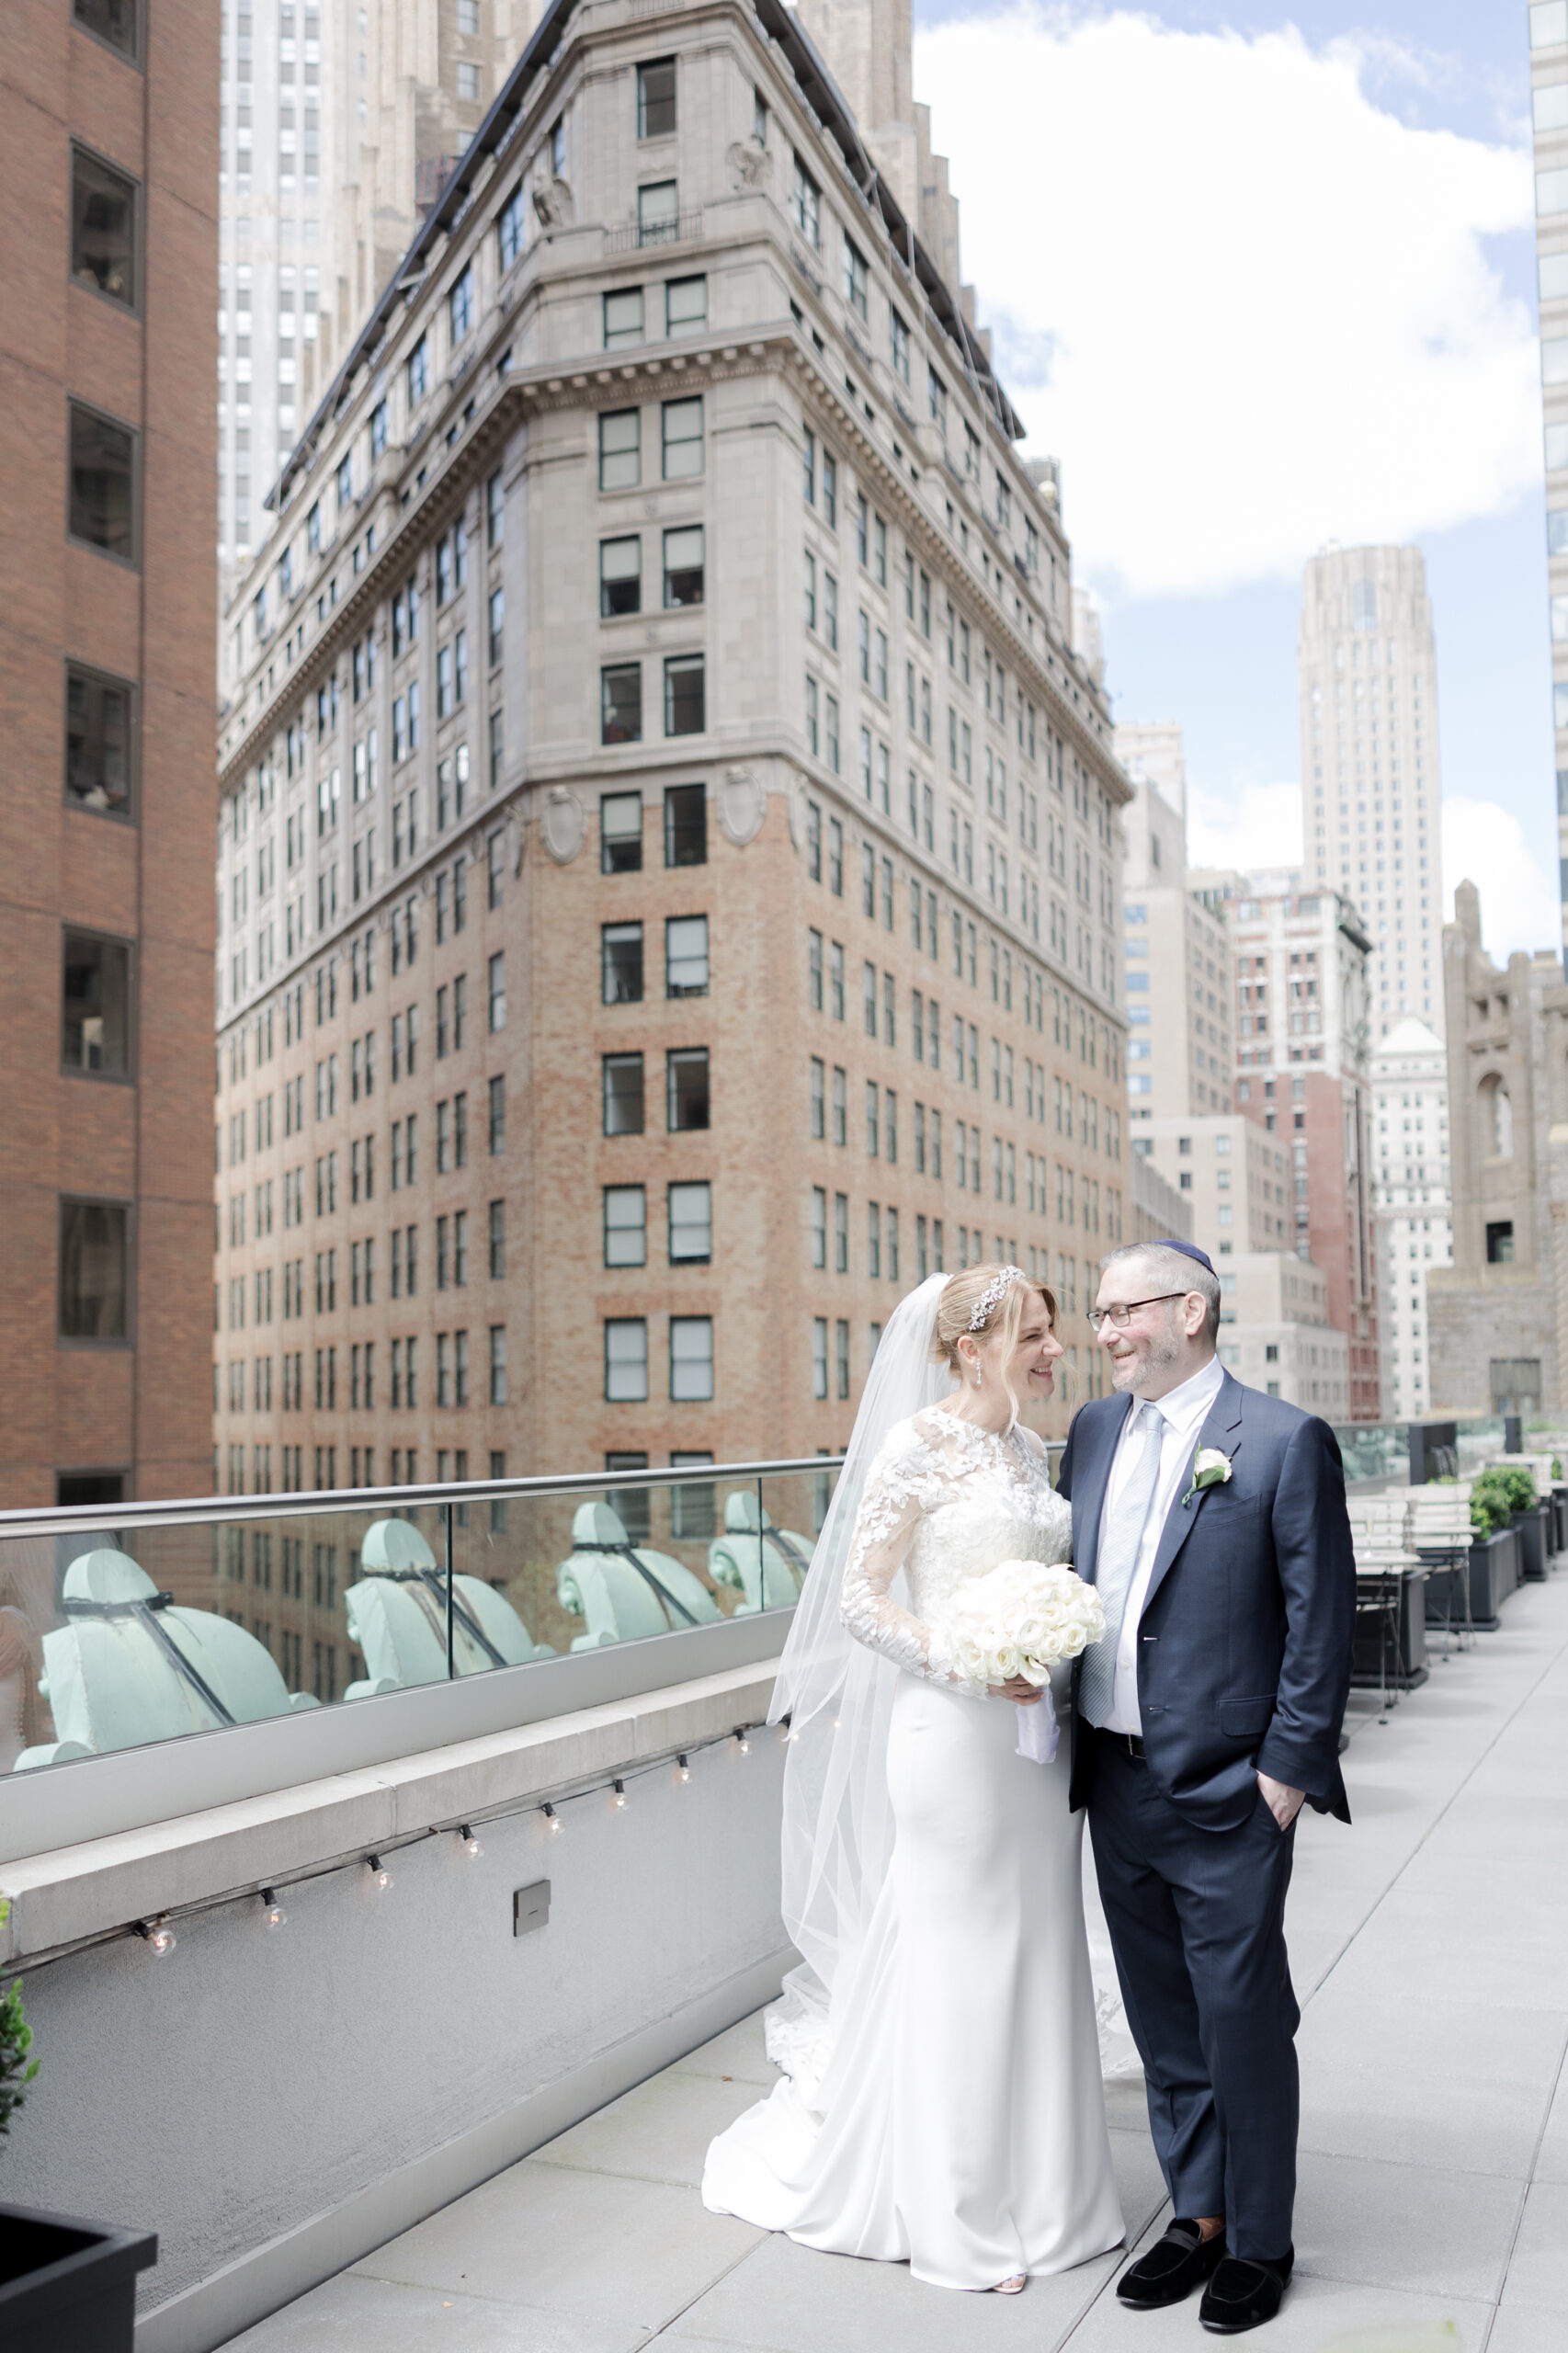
[[210, 0, 1132, 1510], [1194, 870, 1381, 1420], [0, 0, 217, 1510]]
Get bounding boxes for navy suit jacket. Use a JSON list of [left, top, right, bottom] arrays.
[[1059, 1368, 1355, 1831]]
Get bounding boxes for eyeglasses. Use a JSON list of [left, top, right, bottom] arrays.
[[1086, 1292, 1190, 1335]]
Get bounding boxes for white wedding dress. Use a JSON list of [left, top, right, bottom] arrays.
[[702, 1404, 1124, 2290]]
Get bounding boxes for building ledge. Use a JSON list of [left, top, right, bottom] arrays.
[[0, 1656, 778, 1969]]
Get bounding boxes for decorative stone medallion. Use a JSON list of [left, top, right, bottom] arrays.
[[540, 787, 585, 863], [719, 768, 765, 847]]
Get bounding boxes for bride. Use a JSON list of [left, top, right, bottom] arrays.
[[702, 1265, 1123, 2292]]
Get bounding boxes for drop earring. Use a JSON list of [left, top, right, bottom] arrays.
[[973, 1367, 983, 1388]]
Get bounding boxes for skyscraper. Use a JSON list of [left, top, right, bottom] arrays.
[[1, 0, 219, 1507], [1298, 544, 1443, 1040], [1528, 0, 1568, 951], [208, 0, 1133, 1532], [218, 0, 532, 612], [1113, 720, 1234, 1122]]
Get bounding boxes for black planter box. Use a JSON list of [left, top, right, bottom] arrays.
[[1552, 1486, 1568, 1557], [1422, 1529, 1519, 1631], [0, 2205, 155, 2353], [1515, 1504, 1551, 1583], [1353, 1570, 1429, 1690]]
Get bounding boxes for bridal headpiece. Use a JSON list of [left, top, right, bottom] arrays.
[[969, 1265, 1028, 1330]]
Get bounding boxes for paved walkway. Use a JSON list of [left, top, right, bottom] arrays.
[[233, 1580, 1568, 2353]]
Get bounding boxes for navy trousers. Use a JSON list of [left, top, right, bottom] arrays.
[[1086, 1735, 1301, 2261]]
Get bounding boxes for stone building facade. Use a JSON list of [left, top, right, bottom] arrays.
[[210, 0, 1132, 1512], [1370, 1017, 1451, 1421], [1428, 881, 1568, 1417], [1216, 1253, 1348, 1417], [1114, 720, 1234, 1123], [0, 0, 218, 1509]]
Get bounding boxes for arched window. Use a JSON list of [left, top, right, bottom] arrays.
[[1480, 1072, 1513, 1158]]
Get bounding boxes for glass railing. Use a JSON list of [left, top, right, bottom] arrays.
[[0, 1458, 841, 1779], [1329, 1415, 1527, 1491]]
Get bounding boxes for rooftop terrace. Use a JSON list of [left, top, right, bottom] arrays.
[[223, 1575, 1568, 2353]]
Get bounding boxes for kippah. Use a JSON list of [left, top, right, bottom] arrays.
[[1157, 1239, 1216, 1275]]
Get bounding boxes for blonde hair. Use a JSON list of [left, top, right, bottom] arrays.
[[931, 1265, 1061, 1430]]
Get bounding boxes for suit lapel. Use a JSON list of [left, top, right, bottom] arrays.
[[1074, 1393, 1134, 1586], [1139, 1370, 1246, 1616]]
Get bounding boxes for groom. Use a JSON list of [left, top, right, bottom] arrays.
[[1060, 1239, 1354, 2336]]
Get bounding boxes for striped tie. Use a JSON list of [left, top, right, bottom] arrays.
[[1079, 1402, 1165, 1728]]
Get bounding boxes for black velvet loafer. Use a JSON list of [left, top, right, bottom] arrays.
[[1115, 2219, 1228, 2309], [1199, 2247, 1294, 2333]]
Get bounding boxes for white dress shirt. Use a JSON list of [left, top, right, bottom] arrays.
[[1097, 1353, 1225, 1734]]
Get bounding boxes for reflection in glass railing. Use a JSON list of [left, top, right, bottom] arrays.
[[0, 1459, 838, 1777]]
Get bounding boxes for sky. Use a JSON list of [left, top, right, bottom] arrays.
[[910, 0, 1562, 959]]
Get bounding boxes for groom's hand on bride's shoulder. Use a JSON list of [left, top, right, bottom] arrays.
[[1256, 1770, 1305, 1831]]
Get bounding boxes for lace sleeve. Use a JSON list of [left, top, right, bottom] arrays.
[[838, 1426, 985, 1694]]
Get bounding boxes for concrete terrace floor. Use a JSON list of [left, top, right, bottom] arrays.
[[231, 1577, 1568, 2353]]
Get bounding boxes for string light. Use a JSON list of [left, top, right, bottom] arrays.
[[676, 1755, 691, 1782], [540, 1802, 563, 1835], [135, 1918, 176, 1956], [612, 1779, 629, 1808], [734, 1728, 751, 1755], [261, 1888, 288, 1929], [459, 1825, 483, 1859], [366, 1854, 393, 1891]]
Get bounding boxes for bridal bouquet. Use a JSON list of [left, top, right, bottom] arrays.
[[934, 1562, 1107, 1764]]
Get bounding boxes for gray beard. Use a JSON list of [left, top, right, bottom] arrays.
[[1111, 1318, 1186, 1393]]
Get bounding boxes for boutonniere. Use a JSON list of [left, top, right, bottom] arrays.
[[1182, 1448, 1233, 1509]]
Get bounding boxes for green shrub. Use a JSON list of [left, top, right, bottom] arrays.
[[1468, 1488, 1511, 1538], [0, 1903, 38, 2138], [1553, 1456, 1563, 1482]]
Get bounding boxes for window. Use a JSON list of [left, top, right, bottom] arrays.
[[449, 263, 475, 342], [601, 790, 643, 872], [666, 275, 706, 335], [661, 396, 703, 479], [812, 1187, 827, 1268], [667, 1046, 710, 1130], [68, 402, 135, 561], [843, 238, 869, 320], [637, 57, 676, 138], [666, 915, 709, 995], [456, 59, 480, 100], [498, 181, 528, 269], [601, 534, 641, 616], [599, 408, 641, 491], [811, 1056, 825, 1133], [665, 782, 706, 865], [671, 1316, 713, 1401], [72, 146, 137, 309], [835, 1319, 850, 1400], [602, 662, 642, 743], [605, 1185, 647, 1267], [74, 0, 140, 62], [606, 1319, 649, 1402], [489, 1326, 507, 1406], [638, 180, 679, 244], [488, 951, 506, 1031], [407, 335, 429, 403], [488, 1074, 505, 1154], [665, 653, 705, 735], [669, 1180, 711, 1262], [65, 664, 133, 815], [792, 153, 822, 244], [488, 586, 504, 669], [59, 1198, 129, 1338], [663, 523, 703, 607], [604, 1052, 645, 1134], [604, 286, 644, 348], [812, 1317, 829, 1400], [890, 306, 910, 383], [62, 929, 131, 1076], [602, 921, 644, 1003]]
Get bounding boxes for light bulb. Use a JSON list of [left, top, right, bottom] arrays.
[[137, 1919, 176, 1956], [367, 1854, 393, 1891], [612, 1779, 629, 1809], [541, 1802, 562, 1835], [460, 1825, 483, 1859], [735, 1729, 751, 1755], [261, 1888, 288, 1929], [676, 1756, 691, 1782]]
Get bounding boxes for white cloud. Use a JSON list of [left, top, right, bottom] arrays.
[[1185, 780, 1302, 873], [913, 8, 1539, 599], [1441, 796, 1562, 960]]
